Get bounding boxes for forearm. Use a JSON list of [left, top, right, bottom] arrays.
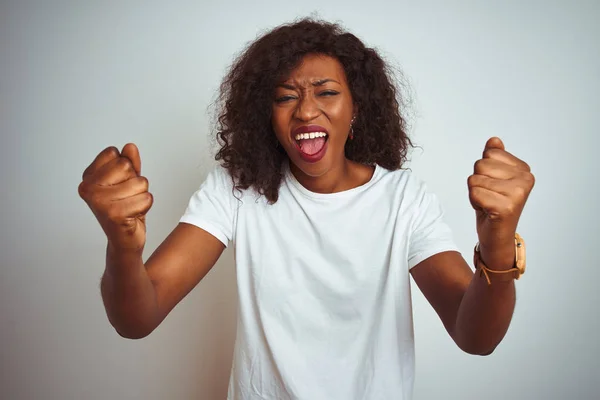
[[454, 239, 516, 355], [101, 243, 159, 339]]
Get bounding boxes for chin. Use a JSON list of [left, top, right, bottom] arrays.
[[288, 154, 334, 178]]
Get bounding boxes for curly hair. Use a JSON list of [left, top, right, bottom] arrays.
[[215, 18, 413, 203]]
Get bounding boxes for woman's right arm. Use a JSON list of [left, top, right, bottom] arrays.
[[101, 223, 225, 339], [79, 144, 225, 339]]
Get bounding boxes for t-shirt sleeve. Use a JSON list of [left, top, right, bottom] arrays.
[[179, 165, 236, 247], [407, 177, 460, 269]]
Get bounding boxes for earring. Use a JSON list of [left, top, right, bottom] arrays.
[[349, 117, 356, 140]]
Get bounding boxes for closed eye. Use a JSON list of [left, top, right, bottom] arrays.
[[319, 90, 339, 97], [275, 95, 297, 103]]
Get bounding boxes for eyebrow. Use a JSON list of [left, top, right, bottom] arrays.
[[312, 78, 339, 86], [276, 79, 340, 90]]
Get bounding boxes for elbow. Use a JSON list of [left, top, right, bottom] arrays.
[[106, 311, 157, 340], [116, 330, 149, 340], [462, 346, 496, 356], [453, 331, 499, 356], [456, 339, 498, 356], [101, 293, 159, 340], [477, 345, 497, 356], [114, 324, 155, 340]]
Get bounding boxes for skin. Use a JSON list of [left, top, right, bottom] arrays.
[[78, 144, 225, 338], [271, 54, 536, 354], [272, 53, 374, 194], [79, 54, 535, 356], [411, 137, 535, 354]]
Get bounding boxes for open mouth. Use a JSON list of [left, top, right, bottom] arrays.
[[294, 131, 329, 156]]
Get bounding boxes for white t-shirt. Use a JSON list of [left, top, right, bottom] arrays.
[[180, 161, 459, 400]]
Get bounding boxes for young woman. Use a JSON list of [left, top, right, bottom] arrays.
[[78, 18, 535, 400]]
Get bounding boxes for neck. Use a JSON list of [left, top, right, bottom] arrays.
[[290, 158, 374, 194], [290, 159, 350, 194]]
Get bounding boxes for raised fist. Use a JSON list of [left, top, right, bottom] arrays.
[[78, 143, 153, 252]]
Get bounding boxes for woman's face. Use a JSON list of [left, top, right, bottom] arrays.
[[272, 54, 355, 178]]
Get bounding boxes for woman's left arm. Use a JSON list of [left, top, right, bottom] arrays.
[[410, 137, 535, 355]]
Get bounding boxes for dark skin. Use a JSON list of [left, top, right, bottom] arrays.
[[79, 54, 535, 355], [272, 53, 374, 193], [411, 134, 535, 354], [272, 54, 534, 354]]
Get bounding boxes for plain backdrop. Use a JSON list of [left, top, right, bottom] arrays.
[[1, 1, 598, 399]]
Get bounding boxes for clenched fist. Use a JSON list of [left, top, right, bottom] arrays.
[[468, 137, 535, 251], [78, 143, 153, 252]]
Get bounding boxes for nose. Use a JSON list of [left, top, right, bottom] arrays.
[[294, 93, 320, 122]]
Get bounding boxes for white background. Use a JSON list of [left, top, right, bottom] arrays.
[[1, 1, 598, 399]]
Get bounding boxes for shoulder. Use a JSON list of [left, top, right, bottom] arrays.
[[205, 164, 234, 187], [198, 164, 239, 197], [202, 164, 263, 204], [373, 165, 447, 223], [186, 164, 237, 206], [374, 165, 427, 198]]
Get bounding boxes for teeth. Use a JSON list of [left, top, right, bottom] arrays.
[[295, 132, 327, 141]]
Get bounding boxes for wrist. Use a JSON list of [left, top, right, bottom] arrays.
[[477, 241, 515, 271], [107, 240, 144, 258], [474, 233, 526, 285], [105, 241, 144, 276]]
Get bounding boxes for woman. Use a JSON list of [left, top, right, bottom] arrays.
[[78, 18, 534, 400]]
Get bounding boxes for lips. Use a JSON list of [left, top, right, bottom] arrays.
[[291, 125, 329, 163], [291, 124, 329, 138]]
